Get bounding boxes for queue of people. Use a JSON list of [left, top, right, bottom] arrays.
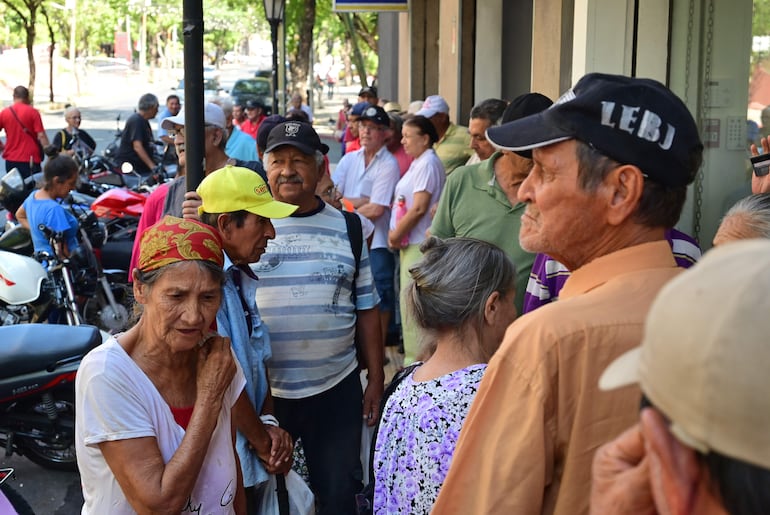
[[12, 70, 762, 515]]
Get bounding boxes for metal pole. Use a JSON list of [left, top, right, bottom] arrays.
[[182, 0, 205, 190], [270, 20, 279, 116]]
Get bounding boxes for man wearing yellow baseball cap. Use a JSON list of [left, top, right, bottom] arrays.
[[195, 164, 298, 511]]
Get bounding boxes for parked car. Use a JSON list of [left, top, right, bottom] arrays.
[[173, 77, 224, 103], [228, 77, 272, 114]]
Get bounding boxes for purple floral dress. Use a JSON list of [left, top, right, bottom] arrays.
[[372, 363, 486, 514]]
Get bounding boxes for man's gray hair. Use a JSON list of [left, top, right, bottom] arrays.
[[64, 105, 80, 118], [138, 93, 159, 112], [469, 98, 508, 126], [721, 193, 770, 239]]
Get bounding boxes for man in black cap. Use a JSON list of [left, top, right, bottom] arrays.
[[252, 121, 383, 515], [333, 105, 400, 347], [358, 86, 378, 106], [432, 73, 704, 515], [239, 99, 266, 140], [430, 93, 552, 313]]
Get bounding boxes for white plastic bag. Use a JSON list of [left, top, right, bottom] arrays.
[[257, 470, 315, 515]]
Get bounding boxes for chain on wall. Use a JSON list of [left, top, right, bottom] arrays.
[[692, 0, 715, 243]]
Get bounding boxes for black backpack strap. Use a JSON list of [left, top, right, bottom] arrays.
[[341, 210, 363, 299]]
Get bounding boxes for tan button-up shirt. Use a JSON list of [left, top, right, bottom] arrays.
[[432, 241, 682, 515]]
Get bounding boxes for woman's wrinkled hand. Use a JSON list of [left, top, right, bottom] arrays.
[[196, 335, 236, 403]]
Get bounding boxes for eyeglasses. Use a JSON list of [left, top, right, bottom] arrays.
[[358, 124, 385, 133], [168, 124, 221, 138]]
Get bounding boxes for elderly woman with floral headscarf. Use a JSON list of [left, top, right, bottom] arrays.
[[75, 216, 246, 514]]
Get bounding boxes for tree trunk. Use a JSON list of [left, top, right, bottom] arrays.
[[339, 13, 368, 88], [26, 17, 36, 100], [292, 0, 316, 98], [42, 6, 56, 103]]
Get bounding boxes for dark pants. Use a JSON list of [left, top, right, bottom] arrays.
[[6, 160, 41, 179], [274, 369, 363, 515]]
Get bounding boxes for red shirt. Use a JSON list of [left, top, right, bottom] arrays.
[[0, 102, 45, 163], [240, 114, 266, 140]]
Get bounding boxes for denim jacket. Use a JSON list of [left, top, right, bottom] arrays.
[[216, 253, 272, 487]]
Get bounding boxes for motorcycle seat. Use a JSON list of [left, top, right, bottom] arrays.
[[0, 324, 102, 379]]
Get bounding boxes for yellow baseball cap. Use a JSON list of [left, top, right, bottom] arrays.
[[197, 165, 298, 219]]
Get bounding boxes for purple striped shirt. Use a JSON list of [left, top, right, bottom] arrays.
[[522, 228, 701, 314]]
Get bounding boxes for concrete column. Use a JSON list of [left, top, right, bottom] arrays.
[[377, 13, 400, 103], [531, 0, 574, 100]]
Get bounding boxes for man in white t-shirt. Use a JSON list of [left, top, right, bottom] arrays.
[[333, 104, 400, 347]]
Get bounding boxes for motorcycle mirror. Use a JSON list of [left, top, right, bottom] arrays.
[[120, 162, 134, 175]]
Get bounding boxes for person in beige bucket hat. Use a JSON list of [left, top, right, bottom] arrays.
[[592, 239, 770, 515]]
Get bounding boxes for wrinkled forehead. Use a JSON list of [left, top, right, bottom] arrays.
[[269, 144, 316, 160]]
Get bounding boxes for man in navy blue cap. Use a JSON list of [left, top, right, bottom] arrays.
[[433, 73, 704, 515]]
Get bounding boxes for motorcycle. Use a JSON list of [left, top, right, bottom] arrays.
[[0, 204, 131, 331], [0, 224, 83, 327], [0, 324, 102, 472], [0, 468, 34, 515]]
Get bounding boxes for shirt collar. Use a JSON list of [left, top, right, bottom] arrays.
[[224, 252, 259, 281], [560, 240, 676, 299]]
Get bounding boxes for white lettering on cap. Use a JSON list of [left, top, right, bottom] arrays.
[[285, 122, 301, 137], [600, 101, 675, 150]]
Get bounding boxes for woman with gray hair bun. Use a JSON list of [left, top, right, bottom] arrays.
[[372, 236, 517, 513]]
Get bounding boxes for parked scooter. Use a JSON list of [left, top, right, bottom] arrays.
[[0, 223, 85, 327], [0, 324, 102, 471], [0, 468, 34, 515]]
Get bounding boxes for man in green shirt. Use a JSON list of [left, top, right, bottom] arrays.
[[416, 95, 472, 174], [430, 93, 552, 312]]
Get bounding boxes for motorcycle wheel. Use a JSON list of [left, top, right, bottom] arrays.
[[0, 482, 35, 515], [83, 288, 131, 332], [22, 398, 77, 472]]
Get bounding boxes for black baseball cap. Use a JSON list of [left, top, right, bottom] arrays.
[[245, 99, 264, 110], [488, 93, 553, 158], [358, 86, 378, 98], [487, 73, 703, 187], [265, 121, 329, 155], [358, 105, 390, 127]]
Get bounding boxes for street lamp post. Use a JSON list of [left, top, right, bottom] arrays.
[[262, 0, 285, 115]]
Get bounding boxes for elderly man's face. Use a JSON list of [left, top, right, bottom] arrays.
[[517, 139, 608, 269], [359, 120, 388, 151], [170, 123, 186, 168], [220, 212, 276, 265], [65, 110, 82, 129], [265, 145, 323, 208], [469, 118, 495, 160]]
